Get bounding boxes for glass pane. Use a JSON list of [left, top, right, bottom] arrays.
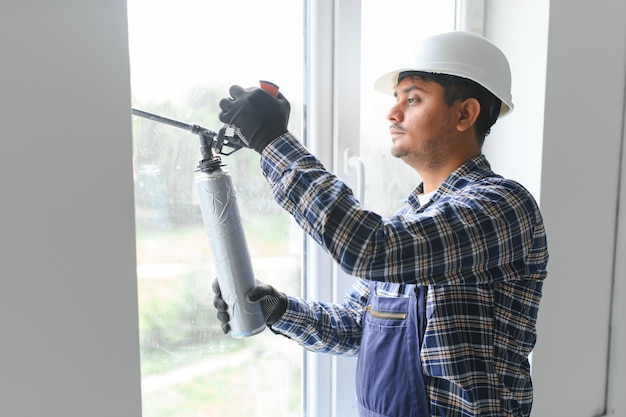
[[127, 1, 304, 416], [360, 1, 456, 216]]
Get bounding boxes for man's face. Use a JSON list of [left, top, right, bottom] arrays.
[[387, 76, 461, 171]]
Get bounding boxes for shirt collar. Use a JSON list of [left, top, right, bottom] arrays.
[[406, 155, 494, 210]]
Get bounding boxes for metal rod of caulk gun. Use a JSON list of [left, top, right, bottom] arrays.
[[131, 108, 193, 131], [131, 108, 211, 136]]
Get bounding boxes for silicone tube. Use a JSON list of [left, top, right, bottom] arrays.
[[195, 167, 266, 338]]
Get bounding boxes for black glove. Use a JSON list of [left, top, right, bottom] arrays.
[[246, 282, 288, 326], [217, 84, 290, 153], [212, 278, 288, 334], [212, 278, 232, 334]]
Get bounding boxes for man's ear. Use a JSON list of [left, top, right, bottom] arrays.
[[457, 98, 480, 133]]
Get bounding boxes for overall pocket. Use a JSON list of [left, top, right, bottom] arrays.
[[356, 295, 423, 417]]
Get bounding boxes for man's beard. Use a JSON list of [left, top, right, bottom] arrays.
[[390, 136, 449, 172]]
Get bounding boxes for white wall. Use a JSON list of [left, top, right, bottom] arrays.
[[486, 1, 626, 416], [0, 2, 142, 417]]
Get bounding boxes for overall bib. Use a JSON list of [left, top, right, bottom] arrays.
[[356, 282, 430, 417]]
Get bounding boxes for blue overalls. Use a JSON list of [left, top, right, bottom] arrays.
[[356, 282, 430, 417]]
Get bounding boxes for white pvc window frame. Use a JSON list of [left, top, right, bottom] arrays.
[[303, 0, 362, 414], [455, 0, 485, 35], [303, 1, 466, 415]]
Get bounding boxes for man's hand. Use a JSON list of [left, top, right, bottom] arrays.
[[212, 278, 288, 334], [212, 278, 232, 334], [217, 85, 290, 153], [246, 282, 288, 325]]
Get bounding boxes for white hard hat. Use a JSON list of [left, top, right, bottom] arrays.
[[374, 31, 514, 116]]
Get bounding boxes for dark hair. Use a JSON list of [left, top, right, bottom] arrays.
[[398, 71, 502, 146]]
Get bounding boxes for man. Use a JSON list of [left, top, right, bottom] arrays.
[[213, 31, 548, 416]]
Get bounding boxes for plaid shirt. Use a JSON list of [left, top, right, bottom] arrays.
[[261, 134, 548, 417]]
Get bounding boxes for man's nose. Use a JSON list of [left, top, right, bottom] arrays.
[[387, 104, 403, 123]]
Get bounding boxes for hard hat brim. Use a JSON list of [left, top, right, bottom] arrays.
[[374, 68, 513, 117]]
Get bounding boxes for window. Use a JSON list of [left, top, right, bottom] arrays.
[[127, 1, 304, 416]]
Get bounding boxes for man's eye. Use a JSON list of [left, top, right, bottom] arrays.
[[408, 97, 419, 104]]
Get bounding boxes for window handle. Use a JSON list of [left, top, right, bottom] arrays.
[[343, 148, 365, 204]]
